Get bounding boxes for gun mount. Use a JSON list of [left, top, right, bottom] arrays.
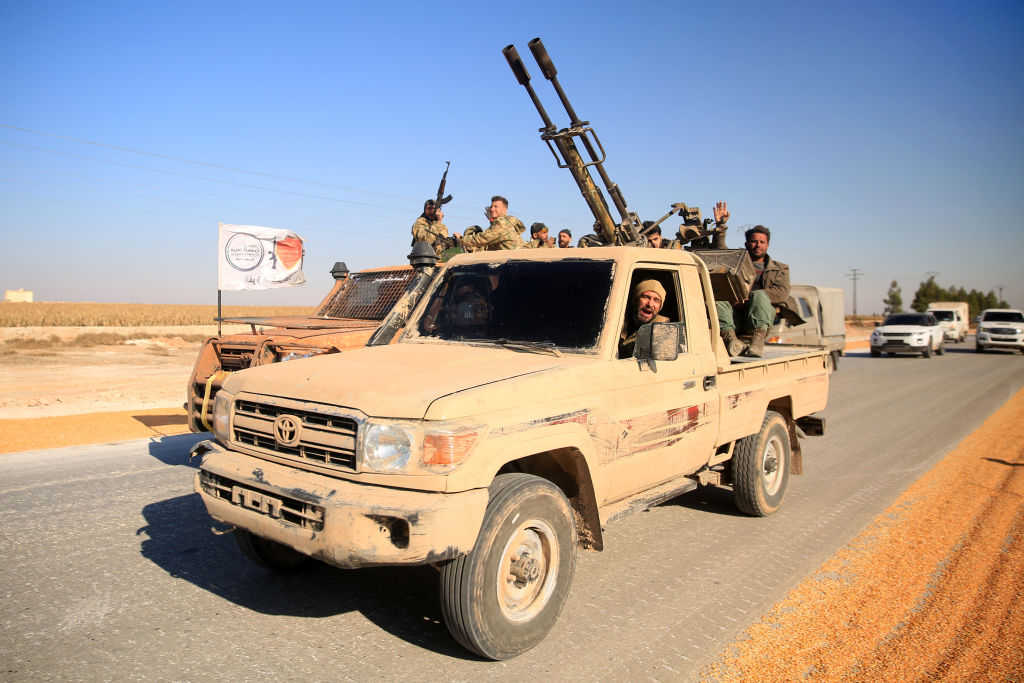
[[503, 37, 753, 301]]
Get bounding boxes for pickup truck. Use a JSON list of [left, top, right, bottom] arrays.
[[186, 261, 427, 432], [191, 246, 830, 659], [768, 283, 846, 372]]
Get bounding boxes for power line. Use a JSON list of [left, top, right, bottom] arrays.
[[0, 123, 417, 201], [0, 139, 411, 212]]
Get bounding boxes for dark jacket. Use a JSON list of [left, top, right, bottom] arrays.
[[755, 254, 790, 305]]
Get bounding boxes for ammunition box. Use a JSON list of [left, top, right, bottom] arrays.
[[692, 249, 756, 303]]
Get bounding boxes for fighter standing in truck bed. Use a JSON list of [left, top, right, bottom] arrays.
[[454, 195, 526, 251], [411, 200, 457, 258]]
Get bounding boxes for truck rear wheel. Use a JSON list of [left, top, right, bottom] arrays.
[[732, 411, 791, 516], [440, 473, 577, 660], [234, 529, 310, 572]]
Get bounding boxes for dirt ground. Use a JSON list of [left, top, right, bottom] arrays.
[[2, 322, 1020, 679], [0, 324, 249, 452]]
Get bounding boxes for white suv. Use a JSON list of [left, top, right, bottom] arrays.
[[976, 309, 1024, 354], [870, 312, 945, 358]]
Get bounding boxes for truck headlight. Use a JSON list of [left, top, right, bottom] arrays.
[[212, 391, 233, 442], [363, 423, 413, 472], [361, 419, 485, 474]]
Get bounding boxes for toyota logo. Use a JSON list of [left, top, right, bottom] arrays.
[[273, 414, 302, 447]]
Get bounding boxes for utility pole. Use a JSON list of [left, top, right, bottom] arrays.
[[847, 268, 863, 319]]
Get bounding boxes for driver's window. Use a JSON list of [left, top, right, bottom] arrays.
[[618, 268, 685, 359]]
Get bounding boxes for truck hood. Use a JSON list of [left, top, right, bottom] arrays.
[[221, 342, 587, 419]]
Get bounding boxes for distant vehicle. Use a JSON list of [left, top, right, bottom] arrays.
[[768, 283, 845, 372], [975, 308, 1024, 354], [926, 301, 970, 342], [870, 312, 944, 358], [187, 256, 438, 433]]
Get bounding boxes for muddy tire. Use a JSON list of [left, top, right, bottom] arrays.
[[936, 342, 945, 356], [235, 529, 310, 572], [922, 344, 932, 358], [440, 473, 577, 660], [732, 411, 791, 516]]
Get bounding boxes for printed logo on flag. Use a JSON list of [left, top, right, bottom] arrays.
[[218, 224, 307, 291]]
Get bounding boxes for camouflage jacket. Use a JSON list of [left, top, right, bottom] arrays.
[[411, 216, 453, 256], [460, 215, 525, 251], [524, 236, 554, 249]]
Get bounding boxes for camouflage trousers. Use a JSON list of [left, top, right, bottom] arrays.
[[716, 290, 774, 333]]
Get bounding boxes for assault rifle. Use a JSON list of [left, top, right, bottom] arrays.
[[435, 161, 452, 208]]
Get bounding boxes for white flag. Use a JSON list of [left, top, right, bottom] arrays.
[[218, 223, 306, 291]]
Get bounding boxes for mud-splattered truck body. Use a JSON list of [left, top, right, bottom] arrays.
[[192, 246, 829, 659]]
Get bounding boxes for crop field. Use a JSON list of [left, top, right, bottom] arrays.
[[0, 302, 315, 327]]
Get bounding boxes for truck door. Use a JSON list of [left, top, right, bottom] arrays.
[[605, 266, 719, 503]]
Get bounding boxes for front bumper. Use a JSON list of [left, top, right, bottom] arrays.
[[871, 339, 929, 354], [193, 440, 488, 569], [977, 331, 1024, 350]]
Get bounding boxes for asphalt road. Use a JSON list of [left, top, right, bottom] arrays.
[[2, 340, 1023, 681]]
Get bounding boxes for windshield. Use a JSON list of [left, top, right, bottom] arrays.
[[884, 314, 932, 326], [982, 311, 1024, 323], [930, 310, 954, 321], [413, 259, 615, 349]]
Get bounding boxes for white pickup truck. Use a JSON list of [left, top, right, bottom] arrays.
[[191, 246, 830, 659]]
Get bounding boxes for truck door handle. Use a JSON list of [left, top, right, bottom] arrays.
[[703, 376, 716, 390]]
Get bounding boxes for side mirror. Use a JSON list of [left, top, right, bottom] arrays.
[[635, 322, 685, 361]]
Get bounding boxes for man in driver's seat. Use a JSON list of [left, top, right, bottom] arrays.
[[619, 280, 668, 357], [447, 282, 489, 334]]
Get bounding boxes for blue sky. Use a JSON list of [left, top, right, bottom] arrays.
[[1, 0, 1021, 313]]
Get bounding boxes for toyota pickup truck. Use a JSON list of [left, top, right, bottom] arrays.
[[191, 246, 829, 659]]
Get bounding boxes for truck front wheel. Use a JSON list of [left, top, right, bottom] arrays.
[[440, 473, 577, 660], [732, 411, 791, 516], [234, 529, 310, 572]]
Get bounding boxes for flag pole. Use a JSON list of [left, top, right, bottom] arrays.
[[217, 289, 222, 336]]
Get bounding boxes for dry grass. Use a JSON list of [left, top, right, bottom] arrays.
[[0, 302, 314, 327], [1, 331, 209, 350]]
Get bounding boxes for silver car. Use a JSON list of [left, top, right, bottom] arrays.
[[870, 312, 944, 358]]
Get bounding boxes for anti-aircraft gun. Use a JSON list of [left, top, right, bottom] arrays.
[[503, 38, 755, 302]]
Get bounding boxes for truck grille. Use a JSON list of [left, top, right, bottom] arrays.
[[216, 343, 257, 371], [232, 399, 359, 471], [317, 269, 417, 320], [990, 328, 1020, 336], [199, 471, 324, 530]]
